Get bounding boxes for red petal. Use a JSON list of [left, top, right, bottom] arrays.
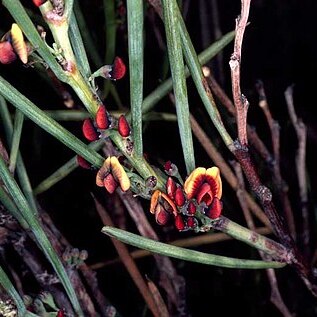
[[118, 115, 130, 137], [103, 173, 118, 194], [76, 155, 91, 169], [111, 57, 126, 80], [196, 183, 214, 205], [184, 167, 206, 199], [0, 41, 16, 64], [57, 310, 65, 317], [174, 187, 185, 207], [205, 197, 223, 219], [95, 104, 109, 129], [166, 177, 177, 200], [155, 204, 170, 225], [174, 214, 185, 231], [82, 119, 98, 141]]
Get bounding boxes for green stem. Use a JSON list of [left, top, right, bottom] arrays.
[[199, 215, 293, 263], [101, 226, 287, 269], [127, 0, 144, 158], [161, 0, 195, 173]]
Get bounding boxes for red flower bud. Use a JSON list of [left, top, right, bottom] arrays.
[[0, 41, 16, 64], [164, 161, 178, 176], [57, 310, 65, 317], [118, 115, 130, 137], [95, 104, 109, 129], [186, 217, 197, 228], [111, 57, 126, 80], [205, 197, 223, 219], [187, 201, 196, 215], [164, 161, 172, 172], [32, 0, 47, 7], [174, 187, 185, 207], [76, 155, 91, 169], [166, 177, 177, 200], [174, 214, 185, 231], [82, 119, 99, 141]]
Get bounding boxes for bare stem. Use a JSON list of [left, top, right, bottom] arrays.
[[285, 85, 309, 256], [229, 0, 251, 146], [256, 80, 296, 240]]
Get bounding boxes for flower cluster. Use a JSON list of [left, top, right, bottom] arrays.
[[150, 165, 223, 231]]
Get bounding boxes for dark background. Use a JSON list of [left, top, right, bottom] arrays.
[[1, 0, 317, 316]]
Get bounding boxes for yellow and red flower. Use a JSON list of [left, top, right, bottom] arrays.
[[184, 167, 222, 206], [96, 156, 130, 194]]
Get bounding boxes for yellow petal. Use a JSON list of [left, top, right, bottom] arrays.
[[95, 157, 111, 187], [11, 24, 27, 64], [110, 156, 130, 192], [206, 167, 222, 199]]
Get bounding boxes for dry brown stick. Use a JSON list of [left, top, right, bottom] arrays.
[[229, 0, 251, 146], [285, 86, 309, 256], [92, 195, 161, 317], [232, 161, 292, 317], [40, 210, 116, 317], [230, 0, 316, 298], [256, 80, 296, 240], [117, 190, 189, 316], [210, 0, 225, 85], [89, 226, 272, 269], [146, 277, 169, 317]]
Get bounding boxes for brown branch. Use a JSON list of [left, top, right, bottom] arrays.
[[229, 0, 251, 146], [285, 85, 310, 257], [232, 160, 292, 317], [256, 80, 296, 240], [92, 195, 161, 317]]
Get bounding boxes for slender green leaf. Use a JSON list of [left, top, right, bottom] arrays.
[[43, 110, 90, 121], [0, 75, 104, 168], [161, 0, 195, 173], [127, 0, 144, 158], [175, 3, 233, 147], [0, 156, 83, 316], [34, 140, 105, 195], [102, 226, 287, 269], [9, 110, 24, 173], [69, 13, 92, 79], [0, 266, 27, 316], [0, 97, 38, 213], [141, 30, 235, 115]]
